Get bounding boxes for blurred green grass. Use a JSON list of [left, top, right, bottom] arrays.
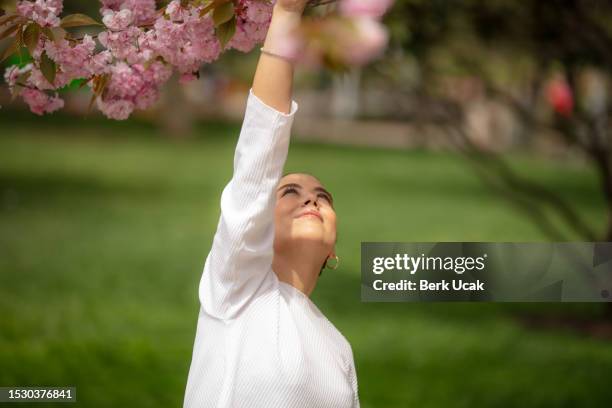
[[0, 110, 611, 408]]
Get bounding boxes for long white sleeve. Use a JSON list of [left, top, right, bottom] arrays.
[[349, 350, 361, 407], [199, 89, 298, 320]]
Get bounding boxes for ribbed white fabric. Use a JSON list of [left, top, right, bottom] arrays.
[[183, 89, 360, 408]]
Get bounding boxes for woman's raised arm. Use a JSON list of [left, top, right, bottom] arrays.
[[252, 1, 307, 114], [198, 1, 306, 320]]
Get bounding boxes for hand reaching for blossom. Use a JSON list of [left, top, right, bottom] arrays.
[[278, 0, 394, 69]]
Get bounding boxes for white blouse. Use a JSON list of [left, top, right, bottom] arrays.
[[182, 89, 360, 408]]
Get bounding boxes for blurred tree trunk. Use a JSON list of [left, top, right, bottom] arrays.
[[159, 73, 195, 139], [331, 68, 361, 119]]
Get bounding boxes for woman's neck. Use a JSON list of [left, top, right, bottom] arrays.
[[271, 246, 324, 297]]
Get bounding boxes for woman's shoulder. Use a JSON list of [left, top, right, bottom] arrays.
[[277, 282, 354, 353]]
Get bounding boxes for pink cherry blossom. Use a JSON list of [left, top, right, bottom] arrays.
[[123, 0, 157, 25], [179, 73, 197, 84], [107, 62, 145, 98], [91, 60, 172, 119], [228, 0, 273, 52], [17, 0, 63, 27], [228, 20, 269, 52], [143, 4, 221, 74], [284, 16, 389, 69], [89, 50, 114, 75], [133, 86, 159, 109], [133, 61, 173, 86], [27, 65, 71, 90], [245, 0, 274, 24], [102, 9, 134, 31], [4, 64, 33, 87], [99, 0, 123, 10], [44, 35, 97, 79], [96, 97, 134, 120], [100, 0, 156, 26], [165, 0, 187, 22], [98, 26, 147, 64], [21, 88, 64, 115], [339, 0, 394, 19], [341, 17, 389, 65]]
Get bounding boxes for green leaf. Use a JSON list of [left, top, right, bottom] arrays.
[[40, 51, 57, 85], [56, 77, 88, 93], [23, 23, 41, 56], [42, 27, 54, 41], [18, 70, 32, 84], [200, 1, 215, 17], [0, 37, 20, 63], [213, 1, 235, 27], [77, 78, 92, 90], [60, 13, 102, 28], [43, 27, 66, 43], [11, 84, 24, 101], [215, 15, 236, 48]]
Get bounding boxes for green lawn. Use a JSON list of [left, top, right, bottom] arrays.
[[0, 111, 611, 407]]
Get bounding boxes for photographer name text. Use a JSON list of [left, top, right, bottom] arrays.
[[372, 279, 485, 291]]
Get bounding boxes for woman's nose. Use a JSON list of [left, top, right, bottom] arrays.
[[303, 197, 319, 207]]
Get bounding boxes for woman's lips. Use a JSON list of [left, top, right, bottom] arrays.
[[297, 210, 323, 222]]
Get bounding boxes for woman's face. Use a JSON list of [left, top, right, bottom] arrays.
[[273, 173, 337, 256]]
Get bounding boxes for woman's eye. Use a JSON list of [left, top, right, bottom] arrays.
[[318, 194, 331, 203], [282, 188, 298, 196]]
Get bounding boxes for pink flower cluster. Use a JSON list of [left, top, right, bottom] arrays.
[[3, 0, 394, 120], [96, 61, 172, 120], [5, 63, 64, 114], [5, 0, 276, 119], [140, 1, 221, 74], [100, 0, 157, 26], [282, 0, 394, 68], [16, 0, 63, 27], [5, 31, 112, 114], [229, 0, 274, 52]]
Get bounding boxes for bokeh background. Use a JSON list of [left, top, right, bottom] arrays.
[[1, 0, 612, 407]]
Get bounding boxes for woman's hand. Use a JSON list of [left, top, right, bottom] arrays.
[[275, 0, 309, 15], [252, 0, 310, 113]]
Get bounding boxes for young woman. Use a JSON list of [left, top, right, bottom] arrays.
[[183, 1, 360, 407]]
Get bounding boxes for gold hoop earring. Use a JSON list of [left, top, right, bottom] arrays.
[[325, 255, 339, 270]]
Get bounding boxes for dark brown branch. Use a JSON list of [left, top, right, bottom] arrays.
[[582, 116, 612, 240], [446, 125, 594, 241]]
